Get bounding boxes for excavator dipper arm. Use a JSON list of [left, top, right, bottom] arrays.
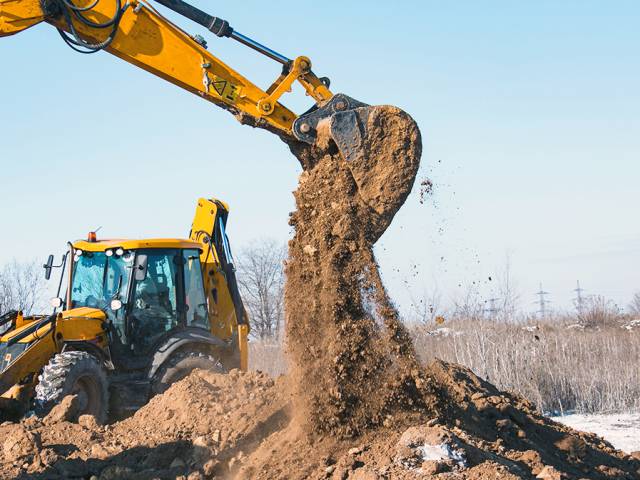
[[0, 0, 344, 141]]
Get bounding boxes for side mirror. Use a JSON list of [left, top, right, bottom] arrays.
[[43, 255, 54, 280], [134, 254, 148, 282], [110, 299, 123, 312], [50, 297, 63, 309]]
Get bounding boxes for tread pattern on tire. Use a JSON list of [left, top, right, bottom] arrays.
[[151, 350, 223, 395], [34, 351, 109, 423]]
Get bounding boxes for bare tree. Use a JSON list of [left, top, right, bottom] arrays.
[[450, 283, 485, 321], [0, 260, 47, 316], [574, 295, 621, 328], [629, 292, 640, 316], [408, 283, 445, 326], [236, 240, 286, 341]]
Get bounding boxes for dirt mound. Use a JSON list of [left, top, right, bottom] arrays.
[[1, 365, 637, 479], [0, 369, 285, 479]]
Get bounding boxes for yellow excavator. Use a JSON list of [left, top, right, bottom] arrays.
[[1, 0, 375, 153], [0, 198, 247, 421], [0, 0, 418, 421]]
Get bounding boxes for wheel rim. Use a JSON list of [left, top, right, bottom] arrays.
[[71, 376, 101, 417]]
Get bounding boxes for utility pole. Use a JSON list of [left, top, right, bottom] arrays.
[[535, 283, 551, 318], [574, 280, 585, 312], [484, 297, 499, 319]]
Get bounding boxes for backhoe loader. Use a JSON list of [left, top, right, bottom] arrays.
[[1, 0, 420, 421], [0, 198, 249, 422]]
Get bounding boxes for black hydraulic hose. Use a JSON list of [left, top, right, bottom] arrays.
[[60, 0, 101, 13], [71, 0, 123, 29], [53, 0, 129, 53], [57, 0, 129, 53]]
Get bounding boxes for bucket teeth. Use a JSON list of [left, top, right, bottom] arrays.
[[329, 107, 371, 164]]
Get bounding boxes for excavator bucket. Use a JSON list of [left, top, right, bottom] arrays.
[[293, 94, 422, 241]]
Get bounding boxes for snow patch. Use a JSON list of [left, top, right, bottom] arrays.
[[427, 327, 463, 337], [553, 412, 640, 453], [418, 442, 467, 467], [622, 319, 640, 331]]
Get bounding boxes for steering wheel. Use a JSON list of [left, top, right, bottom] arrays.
[[85, 295, 100, 308]]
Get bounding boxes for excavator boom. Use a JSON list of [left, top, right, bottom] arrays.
[[0, 0, 363, 144]]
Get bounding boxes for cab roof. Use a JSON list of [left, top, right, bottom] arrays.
[[73, 238, 202, 252]]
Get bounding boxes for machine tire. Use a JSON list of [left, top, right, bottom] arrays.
[[151, 350, 223, 396], [34, 351, 109, 424]]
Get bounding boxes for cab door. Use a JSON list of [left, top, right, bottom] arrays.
[[182, 249, 209, 330], [127, 249, 181, 357]]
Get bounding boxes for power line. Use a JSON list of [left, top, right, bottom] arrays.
[[574, 280, 585, 311], [535, 283, 551, 318], [484, 297, 499, 319]]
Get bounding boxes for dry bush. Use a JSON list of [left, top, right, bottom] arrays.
[[629, 292, 640, 316], [248, 315, 640, 415], [412, 318, 640, 414], [573, 295, 621, 329]]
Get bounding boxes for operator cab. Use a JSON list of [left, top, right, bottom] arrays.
[[63, 238, 210, 367]]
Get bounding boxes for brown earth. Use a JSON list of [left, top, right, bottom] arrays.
[[1, 365, 638, 479], [0, 105, 638, 479]]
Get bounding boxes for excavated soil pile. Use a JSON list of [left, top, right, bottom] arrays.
[[0, 105, 638, 479], [0, 370, 286, 479], [1, 366, 638, 479]]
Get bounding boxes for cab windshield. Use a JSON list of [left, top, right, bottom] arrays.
[[71, 251, 133, 310]]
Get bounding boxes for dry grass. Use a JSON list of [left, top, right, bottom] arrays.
[[413, 318, 640, 414], [249, 319, 640, 415]]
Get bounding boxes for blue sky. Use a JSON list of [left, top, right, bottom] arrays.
[[1, 1, 639, 315]]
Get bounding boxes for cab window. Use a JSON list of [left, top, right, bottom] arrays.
[[71, 252, 106, 309], [130, 250, 179, 352], [183, 249, 208, 329]]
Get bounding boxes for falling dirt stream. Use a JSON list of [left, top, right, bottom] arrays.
[[283, 105, 430, 437]]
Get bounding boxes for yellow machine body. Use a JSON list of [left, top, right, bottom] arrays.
[[0, 0, 43, 36], [0, 198, 249, 417], [1, 0, 332, 137], [190, 198, 249, 371], [0, 308, 107, 409]]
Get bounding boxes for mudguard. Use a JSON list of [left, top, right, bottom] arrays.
[[147, 328, 228, 380]]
